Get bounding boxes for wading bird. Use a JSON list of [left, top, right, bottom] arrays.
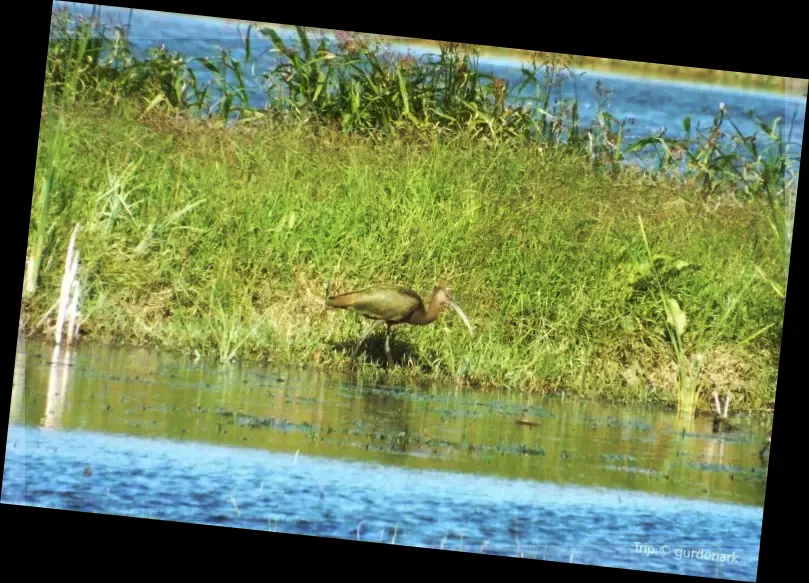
[[325, 284, 474, 366]]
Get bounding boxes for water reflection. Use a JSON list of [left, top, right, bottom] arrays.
[[5, 337, 773, 582], [10, 338, 771, 507], [9, 333, 26, 423], [43, 344, 75, 429]]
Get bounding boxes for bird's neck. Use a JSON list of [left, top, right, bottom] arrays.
[[408, 294, 442, 325]]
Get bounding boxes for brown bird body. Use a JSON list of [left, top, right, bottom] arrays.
[[325, 284, 473, 364]]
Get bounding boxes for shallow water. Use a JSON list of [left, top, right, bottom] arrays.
[[4, 336, 770, 580]]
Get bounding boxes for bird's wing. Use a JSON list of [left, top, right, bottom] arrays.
[[328, 286, 421, 322], [393, 287, 424, 303]]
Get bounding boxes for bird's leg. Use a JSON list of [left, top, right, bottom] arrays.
[[384, 323, 393, 367], [352, 320, 383, 359]]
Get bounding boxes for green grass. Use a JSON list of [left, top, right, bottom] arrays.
[[246, 21, 808, 96], [23, 9, 793, 415], [24, 102, 785, 413]]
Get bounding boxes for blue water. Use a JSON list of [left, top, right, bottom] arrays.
[[54, 2, 805, 164], [3, 423, 762, 580]]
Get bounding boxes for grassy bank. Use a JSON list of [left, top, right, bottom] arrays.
[[23, 10, 792, 416], [25, 101, 785, 413]]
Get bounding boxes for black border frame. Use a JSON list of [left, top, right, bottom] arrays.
[[4, 2, 805, 581]]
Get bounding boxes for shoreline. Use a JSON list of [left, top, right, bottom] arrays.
[[15, 332, 776, 422], [54, 4, 807, 97], [231, 20, 808, 97], [26, 107, 785, 416]]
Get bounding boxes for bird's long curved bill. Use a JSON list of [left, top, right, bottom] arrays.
[[449, 300, 474, 337]]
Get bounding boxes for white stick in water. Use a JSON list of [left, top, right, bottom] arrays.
[[55, 224, 80, 345], [61, 249, 80, 343]]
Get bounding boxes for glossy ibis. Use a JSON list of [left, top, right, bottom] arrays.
[[325, 284, 474, 365]]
